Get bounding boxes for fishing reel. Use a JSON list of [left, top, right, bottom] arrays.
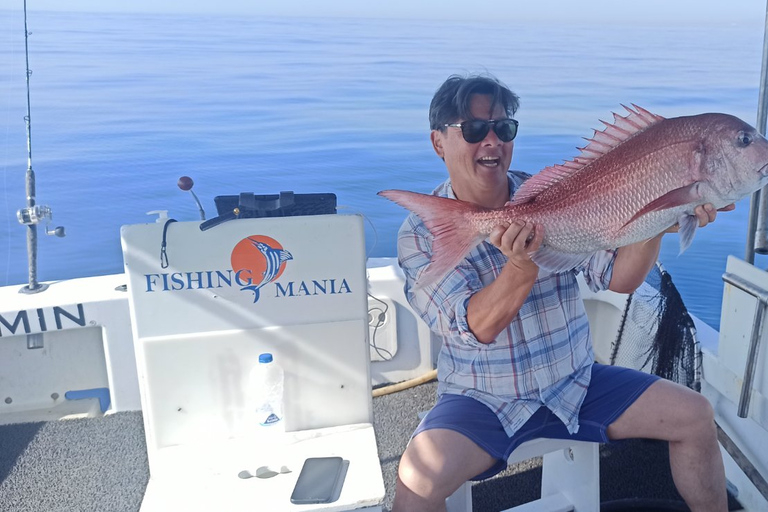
[[17, 204, 65, 237]]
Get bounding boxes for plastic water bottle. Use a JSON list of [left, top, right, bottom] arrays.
[[249, 353, 285, 438]]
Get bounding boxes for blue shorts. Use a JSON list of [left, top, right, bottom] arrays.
[[413, 363, 659, 481]]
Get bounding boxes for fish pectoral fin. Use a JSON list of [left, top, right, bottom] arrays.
[[677, 214, 699, 254], [621, 182, 703, 229], [529, 246, 593, 274]]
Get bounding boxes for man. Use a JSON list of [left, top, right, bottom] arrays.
[[392, 73, 729, 512]]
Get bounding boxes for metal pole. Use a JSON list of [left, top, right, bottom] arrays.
[[749, 0, 768, 260]]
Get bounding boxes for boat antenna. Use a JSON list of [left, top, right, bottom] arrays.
[[16, 0, 65, 294]]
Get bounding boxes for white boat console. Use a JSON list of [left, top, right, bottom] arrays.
[[121, 214, 384, 511]]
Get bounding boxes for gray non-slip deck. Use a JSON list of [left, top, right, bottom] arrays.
[[0, 380, 741, 511]]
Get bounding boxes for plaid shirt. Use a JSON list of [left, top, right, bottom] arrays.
[[397, 171, 617, 436]]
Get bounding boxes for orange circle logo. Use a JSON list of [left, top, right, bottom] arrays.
[[231, 235, 292, 289]]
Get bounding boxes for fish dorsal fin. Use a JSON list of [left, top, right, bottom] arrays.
[[511, 105, 665, 204]]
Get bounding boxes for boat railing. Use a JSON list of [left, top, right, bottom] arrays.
[[721, 272, 768, 418]]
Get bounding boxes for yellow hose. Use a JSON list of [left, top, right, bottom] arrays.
[[372, 369, 438, 397]]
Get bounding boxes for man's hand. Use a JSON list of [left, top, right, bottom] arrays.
[[468, 220, 545, 343], [488, 220, 544, 270], [665, 203, 735, 233]]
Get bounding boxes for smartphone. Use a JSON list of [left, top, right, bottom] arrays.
[[289, 456, 348, 505]]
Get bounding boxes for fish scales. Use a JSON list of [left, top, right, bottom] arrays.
[[515, 119, 699, 247]]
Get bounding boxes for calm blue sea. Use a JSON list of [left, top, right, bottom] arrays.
[[1, 8, 767, 329]]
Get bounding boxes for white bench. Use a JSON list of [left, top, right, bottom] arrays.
[[445, 436, 600, 512], [415, 408, 601, 512]]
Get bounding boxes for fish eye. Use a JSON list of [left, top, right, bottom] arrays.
[[737, 131, 754, 147]]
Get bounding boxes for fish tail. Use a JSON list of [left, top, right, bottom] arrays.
[[379, 189, 488, 288]]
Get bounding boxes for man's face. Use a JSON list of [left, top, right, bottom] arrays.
[[430, 94, 514, 199]]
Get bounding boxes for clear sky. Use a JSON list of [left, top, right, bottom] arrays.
[[10, 0, 768, 26]]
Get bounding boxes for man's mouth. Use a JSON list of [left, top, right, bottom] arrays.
[[478, 156, 501, 167]]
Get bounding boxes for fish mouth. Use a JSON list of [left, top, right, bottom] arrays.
[[759, 161, 768, 177]]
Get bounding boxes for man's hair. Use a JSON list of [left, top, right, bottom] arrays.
[[428, 74, 520, 131]]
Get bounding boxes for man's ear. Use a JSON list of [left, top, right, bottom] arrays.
[[431, 130, 445, 159]]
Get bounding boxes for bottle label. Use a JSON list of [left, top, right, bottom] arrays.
[[261, 413, 281, 426]]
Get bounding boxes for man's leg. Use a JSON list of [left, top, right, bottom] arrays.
[[393, 428, 496, 512], [607, 379, 727, 512]]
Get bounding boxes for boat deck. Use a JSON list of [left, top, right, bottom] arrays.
[[0, 380, 743, 512]]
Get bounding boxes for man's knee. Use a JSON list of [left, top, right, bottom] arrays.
[[397, 453, 450, 503], [395, 429, 494, 505], [678, 390, 714, 425], [667, 388, 716, 442], [685, 392, 716, 433]]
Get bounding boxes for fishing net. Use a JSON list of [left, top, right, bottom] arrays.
[[611, 262, 701, 391]]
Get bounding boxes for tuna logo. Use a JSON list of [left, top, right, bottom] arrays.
[[231, 235, 293, 303]]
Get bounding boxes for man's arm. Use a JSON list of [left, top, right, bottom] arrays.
[[608, 232, 664, 294], [467, 220, 544, 343], [609, 203, 733, 293]]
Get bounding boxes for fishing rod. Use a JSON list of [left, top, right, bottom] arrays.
[[16, 0, 65, 294]]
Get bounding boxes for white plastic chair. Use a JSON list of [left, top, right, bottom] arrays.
[[445, 436, 600, 512]]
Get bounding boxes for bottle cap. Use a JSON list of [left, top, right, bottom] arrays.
[[259, 353, 273, 364]]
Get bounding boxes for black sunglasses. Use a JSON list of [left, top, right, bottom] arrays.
[[444, 118, 519, 144]]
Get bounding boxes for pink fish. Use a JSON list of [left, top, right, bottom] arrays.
[[380, 106, 768, 288]]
